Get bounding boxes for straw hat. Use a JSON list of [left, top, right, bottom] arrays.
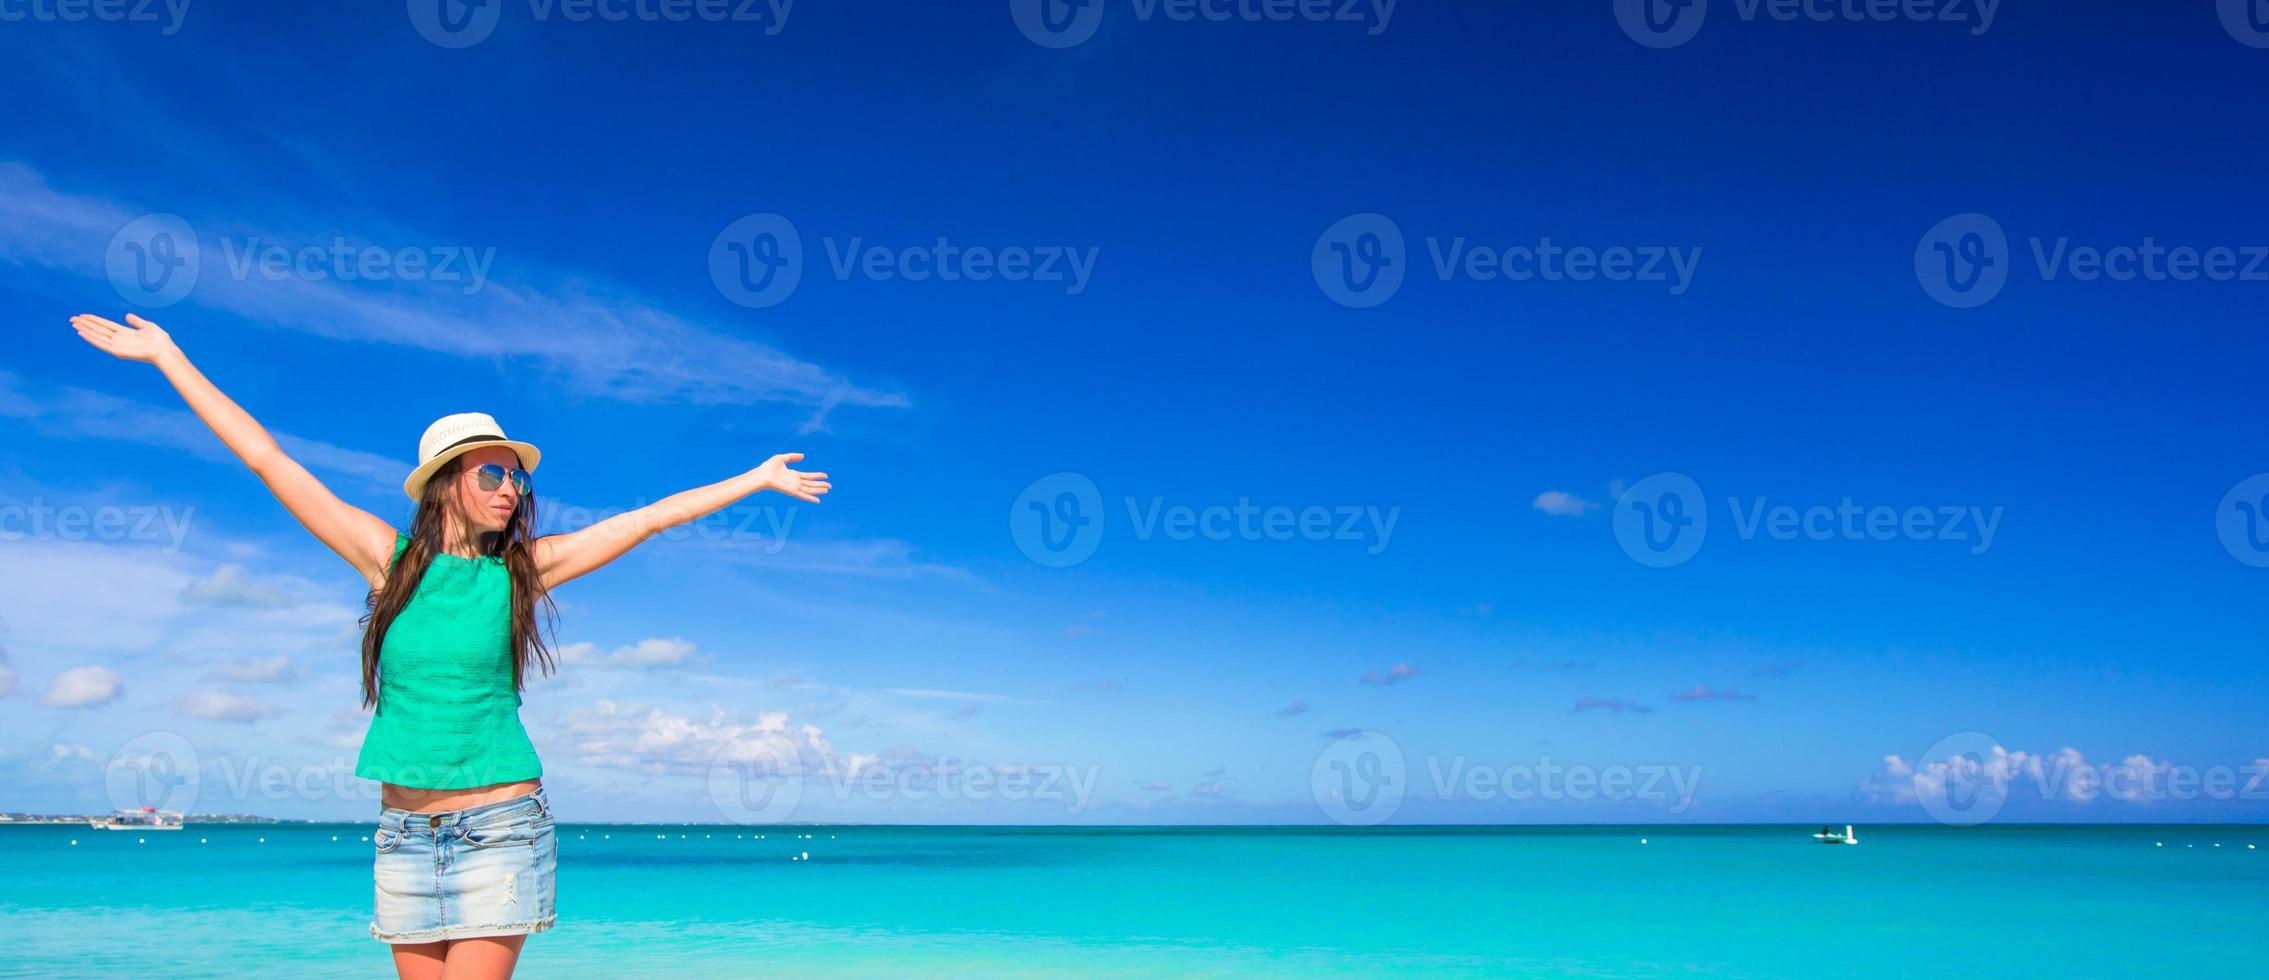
[[402, 412, 541, 501]]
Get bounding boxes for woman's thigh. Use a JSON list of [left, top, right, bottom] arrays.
[[388, 937, 525, 980], [443, 935, 528, 978], [389, 940, 447, 980]]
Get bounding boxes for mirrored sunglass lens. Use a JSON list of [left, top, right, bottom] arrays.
[[474, 464, 504, 491]]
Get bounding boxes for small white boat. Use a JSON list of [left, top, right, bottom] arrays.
[[89, 807, 185, 831], [1812, 824, 1857, 845]]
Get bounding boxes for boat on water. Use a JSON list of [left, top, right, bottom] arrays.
[[1812, 824, 1858, 845], [89, 807, 185, 831]]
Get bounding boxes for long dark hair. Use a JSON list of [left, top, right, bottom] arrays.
[[358, 453, 559, 709]]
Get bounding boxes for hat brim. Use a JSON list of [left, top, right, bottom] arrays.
[[403, 438, 542, 501]]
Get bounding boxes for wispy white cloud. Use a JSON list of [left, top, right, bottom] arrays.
[[45, 743, 98, 769], [180, 564, 299, 608], [179, 690, 286, 723], [883, 688, 1014, 703], [1572, 696, 1651, 714], [557, 637, 698, 671], [1063, 609, 1107, 640], [272, 433, 416, 492], [1861, 744, 2193, 807], [0, 536, 364, 710], [1532, 490, 1599, 517], [44, 665, 123, 708], [0, 163, 908, 420], [561, 699, 792, 774], [205, 655, 297, 684], [1669, 685, 1756, 704], [321, 705, 372, 751], [1864, 746, 2053, 805], [558, 698, 889, 784], [0, 372, 408, 494], [653, 535, 982, 585], [1359, 662, 1422, 686], [1511, 658, 1594, 671]]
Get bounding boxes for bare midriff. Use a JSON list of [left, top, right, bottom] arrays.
[[382, 777, 542, 813]]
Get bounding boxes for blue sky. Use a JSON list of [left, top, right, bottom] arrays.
[[1, 2, 2265, 824]]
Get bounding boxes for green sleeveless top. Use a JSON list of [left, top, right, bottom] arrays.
[[353, 531, 543, 789]]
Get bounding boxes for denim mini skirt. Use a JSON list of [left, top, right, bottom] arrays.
[[370, 786, 557, 943]]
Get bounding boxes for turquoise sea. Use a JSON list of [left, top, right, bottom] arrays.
[[2, 823, 2263, 977]]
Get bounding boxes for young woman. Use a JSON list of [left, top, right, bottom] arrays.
[[69, 312, 831, 979]]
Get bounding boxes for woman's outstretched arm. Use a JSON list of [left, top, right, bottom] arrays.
[[532, 453, 829, 590], [71, 313, 398, 585]]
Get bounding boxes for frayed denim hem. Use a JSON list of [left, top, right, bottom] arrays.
[[371, 914, 556, 944]]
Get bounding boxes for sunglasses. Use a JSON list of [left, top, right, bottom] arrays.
[[470, 463, 532, 496]]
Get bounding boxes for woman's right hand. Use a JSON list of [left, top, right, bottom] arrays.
[[71, 313, 179, 365], [72, 310, 397, 583]]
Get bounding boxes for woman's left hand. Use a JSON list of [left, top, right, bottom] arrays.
[[753, 453, 830, 503], [71, 313, 180, 365]]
